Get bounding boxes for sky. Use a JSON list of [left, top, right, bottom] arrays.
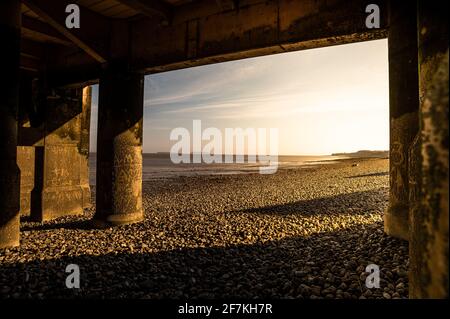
[[90, 38, 389, 155]]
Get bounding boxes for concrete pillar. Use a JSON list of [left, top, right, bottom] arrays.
[[17, 146, 35, 216], [80, 86, 92, 209], [30, 87, 86, 221], [410, 0, 448, 299], [385, 1, 420, 240], [16, 73, 33, 217], [93, 68, 144, 227], [0, 0, 21, 248], [16, 73, 41, 217]]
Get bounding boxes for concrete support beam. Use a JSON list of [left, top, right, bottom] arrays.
[[0, 0, 21, 248], [94, 68, 144, 227], [46, 0, 388, 86], [215, 0, 239, 11], [384, 0, 419, 241], [133, 0, 388, 73], [409, 0, 449, 299], [116, 0, 172, 22]]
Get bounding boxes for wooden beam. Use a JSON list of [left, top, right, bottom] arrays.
[[21, 38, 45, 58], [22, 0, 108, 64], [21, 15, 73, 46], [22, 27, 73, 46], [20, 54, 40, 72], [117, 0, 172, 21]]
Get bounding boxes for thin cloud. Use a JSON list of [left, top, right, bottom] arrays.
[[89, 39, 389, 154]]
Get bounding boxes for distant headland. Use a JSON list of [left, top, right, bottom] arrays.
[[331, 150, 389, 158]]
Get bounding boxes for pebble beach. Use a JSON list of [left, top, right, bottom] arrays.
[[0, 158, 409, 299]]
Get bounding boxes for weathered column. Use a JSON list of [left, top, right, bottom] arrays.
[[409, 0, 448, 299], [93, 68, 144, 227], [384, 1, 420, 240], [30, 87, 86, 221], [80, 86, 92, 209], [17, 146, 35, 216], [0, 0, 21, 248]]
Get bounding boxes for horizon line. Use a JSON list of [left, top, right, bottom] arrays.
[[88, 150, 389, 157]]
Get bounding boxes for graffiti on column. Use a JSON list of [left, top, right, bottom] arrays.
[[408, 134, 421, 203], [390, 112, 419, 206], [390, 141, 407, 203]]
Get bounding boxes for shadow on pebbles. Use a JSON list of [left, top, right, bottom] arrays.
[[0, 159, 408, 299]]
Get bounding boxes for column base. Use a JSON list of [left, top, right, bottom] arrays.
[[31, 186, 84, 222], [384, 204, 409, 240], [0, 213, 20, 249], [0, 161, 20, 249], [91, 211, 144, 228]]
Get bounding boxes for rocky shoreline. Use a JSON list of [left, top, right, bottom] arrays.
[[0, 158, 408, 299]]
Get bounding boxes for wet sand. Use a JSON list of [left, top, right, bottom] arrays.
[[0, 158, 408, 299]]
